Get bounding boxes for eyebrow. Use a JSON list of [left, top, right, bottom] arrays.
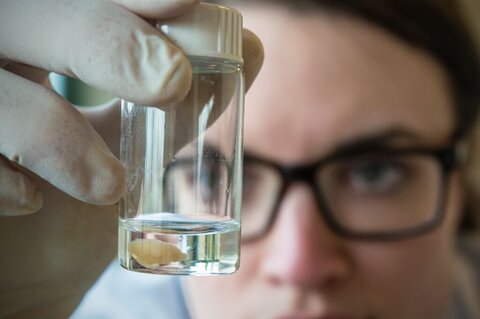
[[243, 127, 425, 165], [328, 127, 423, 157], [199, 143, 228, 161]]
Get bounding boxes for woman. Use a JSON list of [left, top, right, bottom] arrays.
[[180, 1, 480, 318]]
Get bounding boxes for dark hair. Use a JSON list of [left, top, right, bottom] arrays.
[[260, 0, 480, 141]]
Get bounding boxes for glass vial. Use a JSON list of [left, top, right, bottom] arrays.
[[118, 3, 244, 275]]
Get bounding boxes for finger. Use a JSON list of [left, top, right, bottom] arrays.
[[78, 99, 122, 157], [110, 0, 200, 19], [243, 28, 264, 91], [0, 69, 125, 205], [0, 156, 43, 216], [0, 0, 192, 107]]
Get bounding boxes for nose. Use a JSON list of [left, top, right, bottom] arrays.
[[259, 183, 353, 289]]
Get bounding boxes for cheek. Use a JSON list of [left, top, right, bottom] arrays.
[[356, 233, 452, 284], [353, 174, 463, 315]]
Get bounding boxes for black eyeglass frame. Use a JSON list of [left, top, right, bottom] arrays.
[[242, 146, 459, 243]]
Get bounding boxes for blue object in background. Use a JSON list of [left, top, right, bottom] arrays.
[[49, 73, 113, 107]]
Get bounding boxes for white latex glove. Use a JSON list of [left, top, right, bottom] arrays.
[[0, 0, 197, 215], [0, 0, 264, 318]]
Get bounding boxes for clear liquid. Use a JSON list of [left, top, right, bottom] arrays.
[[119, 57, 244, 275], [118, 213, 240, 275]]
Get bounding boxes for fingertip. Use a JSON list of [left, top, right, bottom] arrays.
[[27, 186, 44, 213], [0, 169, 43, 217], [0, 194, 43, 217], [243, 29, 264, 62], [85, 151, 126, 205], [11, 188, 43, 216], [17, 174, 43, 213], [243, 29, 264, 91], [99, 157, 126, 205]]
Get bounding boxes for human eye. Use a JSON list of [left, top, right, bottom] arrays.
[[338, 154, 411, 195], [173, 155, 228, 204], [351, 160, 404, 192], [200, 159, 227, 200]]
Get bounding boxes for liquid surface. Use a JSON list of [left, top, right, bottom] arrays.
[[119, 213, 240, 275]]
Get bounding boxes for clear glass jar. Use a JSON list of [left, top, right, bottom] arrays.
[[118, 4, 244, 276]]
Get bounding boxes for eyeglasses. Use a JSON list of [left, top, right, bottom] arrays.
[[241, 146, 459, 242], [164, 145, 459, 242]]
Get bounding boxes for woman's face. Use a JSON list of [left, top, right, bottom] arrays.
[[183, 5, 464, 319]]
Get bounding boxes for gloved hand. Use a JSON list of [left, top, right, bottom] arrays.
[[0, 0, 264, 317]]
